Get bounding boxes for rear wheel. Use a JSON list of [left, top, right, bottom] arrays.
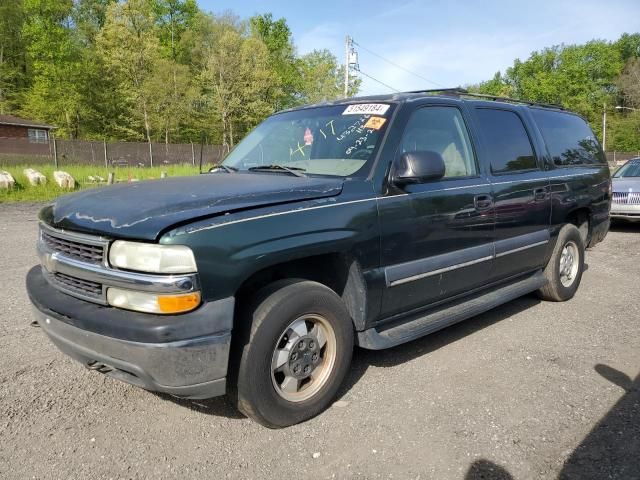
[[537, 224, 585, 302], [232, 279, 354, 428]]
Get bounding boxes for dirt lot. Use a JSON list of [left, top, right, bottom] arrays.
[[1, 203, 638, 480]]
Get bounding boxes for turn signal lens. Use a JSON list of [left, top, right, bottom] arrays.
[[157, 292, 201, 314], [107, 288, 201, 314]]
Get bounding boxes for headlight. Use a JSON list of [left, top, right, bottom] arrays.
[[109, 241, 197, 273], [107, 287, 201, 314]]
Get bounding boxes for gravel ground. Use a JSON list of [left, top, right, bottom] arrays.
[[1, 203, 638, 480]]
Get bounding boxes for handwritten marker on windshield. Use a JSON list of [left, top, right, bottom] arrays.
[[304, 128, 314, 146]]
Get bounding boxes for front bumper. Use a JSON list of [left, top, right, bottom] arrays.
[[610, 203, 640, 221], [27, 266, 234, 399]]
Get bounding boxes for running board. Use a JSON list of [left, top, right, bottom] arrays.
[[358, 270, 547, 350]]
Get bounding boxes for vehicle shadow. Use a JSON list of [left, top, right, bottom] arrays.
[[338, 295, 541, 396], [151, 391, 245, 419], [156, 295, 541, 419], [608, 220, 640, 233], [465, 459, 514, 479], [558, 364, 640, 479], [462, 364, 640, 480]]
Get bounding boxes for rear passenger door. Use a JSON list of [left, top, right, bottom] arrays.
[[472, 107, 551, 281], [378, 104, 495, 318]]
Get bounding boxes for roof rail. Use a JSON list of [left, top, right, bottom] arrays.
[[405, 87, 566, 111]]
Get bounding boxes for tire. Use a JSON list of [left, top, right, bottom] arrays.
[[537, 224, 585, 302], [231, 279, 354, 428]]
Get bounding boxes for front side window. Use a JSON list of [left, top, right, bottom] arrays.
[[530, 108, 605, 166], [399, 106, 477, 178], [475, 108, 538, 174], [221, 104, 395, 177]]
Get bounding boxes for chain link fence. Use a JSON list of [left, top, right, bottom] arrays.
[[0, 137, 226, 167], [605, 151, 640, 167], [2, 136, 639, 170]]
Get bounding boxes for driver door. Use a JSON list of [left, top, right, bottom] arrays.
[[378, 104, 495, 319]]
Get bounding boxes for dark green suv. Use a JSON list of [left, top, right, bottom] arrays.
[[27, 90, 611, 427]]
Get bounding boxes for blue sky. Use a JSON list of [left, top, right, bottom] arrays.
[[198, 0, 640, 96]]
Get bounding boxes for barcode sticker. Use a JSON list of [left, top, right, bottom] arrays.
[[342, 104, 390, 115]]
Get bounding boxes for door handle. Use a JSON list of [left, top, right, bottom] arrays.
[[533, 187, 547, 201], [474, 194, 493, 211]]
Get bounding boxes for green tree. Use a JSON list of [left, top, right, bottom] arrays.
[[73, 0, 116, 46], [21, 0, 87, 137], [146, 58, 197, 143], [616, 33, 640, 63], [472, 71, 512, 97], [97, 0, 161, 141], [297, 49, 359, 104], [202, 30, 278, 149], [153, 0, 198, 60], [618, 58, 640, 108], [249, 13, 298, 109], [0, 0, 26, 114]]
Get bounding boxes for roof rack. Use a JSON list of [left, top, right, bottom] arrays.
[[405, 87, 566, 111]]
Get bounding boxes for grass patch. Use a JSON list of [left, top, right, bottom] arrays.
[[0, 164, 215, 203]]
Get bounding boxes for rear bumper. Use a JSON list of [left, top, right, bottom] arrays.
[[27, 266, 233, 399]]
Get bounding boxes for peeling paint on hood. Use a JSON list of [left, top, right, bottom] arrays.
[[39, 172, 344, 241]]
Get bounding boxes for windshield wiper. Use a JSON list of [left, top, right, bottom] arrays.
[[248, 164, 307, 177], [210, 165, 238, 173]]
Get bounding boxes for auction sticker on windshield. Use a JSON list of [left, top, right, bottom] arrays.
[[342, 104, 390, 115], [364, 116, 387, 130]]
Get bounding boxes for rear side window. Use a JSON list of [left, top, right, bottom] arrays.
[[475, 108, 538, 174], [531, 109, 605, 166]]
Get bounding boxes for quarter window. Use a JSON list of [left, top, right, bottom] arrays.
[[399, 106, 477, 178], [530, 108, 605, 166], [475, 108, 538, 174]]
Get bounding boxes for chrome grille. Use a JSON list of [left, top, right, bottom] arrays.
[[41, 229, 105, 264], [612, 192, 640, 204], [51, 272, 103, 299]]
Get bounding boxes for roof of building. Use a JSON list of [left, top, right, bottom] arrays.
[[0, 115, 55, 129]]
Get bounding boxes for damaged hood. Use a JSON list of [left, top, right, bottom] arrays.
[[40, 173, 343, 241]]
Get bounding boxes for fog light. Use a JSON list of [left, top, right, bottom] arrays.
[[107, 288, 201, 314]]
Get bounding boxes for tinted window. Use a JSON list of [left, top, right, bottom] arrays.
[[531, 109, 605, 166], [475, 109, 537, 174], [400, 107, 477, 178]]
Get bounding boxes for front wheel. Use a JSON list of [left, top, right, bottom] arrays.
[[232, 280, 354, 428], [537, 224, 585, 302]]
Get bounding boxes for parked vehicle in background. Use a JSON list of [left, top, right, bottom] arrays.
[[610, 158, 640, 222], [27, 89, 611, 428]]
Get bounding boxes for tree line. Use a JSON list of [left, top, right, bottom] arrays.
[[0, 0, 359, 150], [470, 34, 640, 151], [1, 1, 638, 152]]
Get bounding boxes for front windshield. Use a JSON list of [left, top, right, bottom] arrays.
[[614, 161, 640, 178], [222, 103, 395, 177]]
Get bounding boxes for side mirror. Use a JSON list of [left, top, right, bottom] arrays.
[[393, 151, 445, 185]]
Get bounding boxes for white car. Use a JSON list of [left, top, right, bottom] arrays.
[[611, 158, 640, 222]]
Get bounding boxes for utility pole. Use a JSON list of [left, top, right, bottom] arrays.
[[344, 36, 351, 98], [602, 103, 607, 152]]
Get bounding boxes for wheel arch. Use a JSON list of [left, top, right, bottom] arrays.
[[234, 252, 368, 331], [565, 207, 591, 244]]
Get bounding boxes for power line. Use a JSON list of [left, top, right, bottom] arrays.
[[352, 39, 445, 88], [354, 67, 400, 93]]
